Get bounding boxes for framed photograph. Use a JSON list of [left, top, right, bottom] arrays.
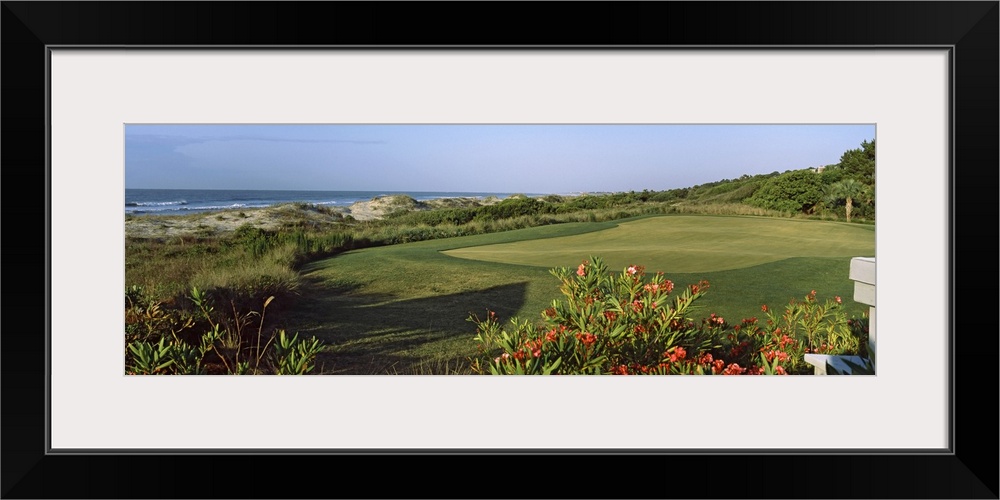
[[3, 2, 996, 498]]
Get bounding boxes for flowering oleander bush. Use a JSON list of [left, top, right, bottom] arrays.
[[470, 256, 718, 375], [716, 290, 863, 374], [469, 256, 867, 375]]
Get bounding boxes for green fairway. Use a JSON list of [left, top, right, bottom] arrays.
[[443, 215, 874, 273], [284, 222, 620, 373], [283, 215, 874, 374]]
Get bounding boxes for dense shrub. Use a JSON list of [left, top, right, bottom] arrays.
[[470, 256, 716, 375], [386, 207, 477, 226], [700, 181, 761, 203], [746, 169, 825, 213], [469, 256, 867, 375], [647, 188, 688, 203], [231, 223, 282, 258], [473, 197, 552, 221]]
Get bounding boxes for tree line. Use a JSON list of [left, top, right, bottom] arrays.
[[659, 139, 876, 222]]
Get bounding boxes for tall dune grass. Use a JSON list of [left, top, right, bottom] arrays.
[[670, 202, 790, 217]]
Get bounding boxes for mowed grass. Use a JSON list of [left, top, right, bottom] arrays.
[[443, 215, 875, 273], [283, 222, 620, 374], [282, 215, 874, 374]]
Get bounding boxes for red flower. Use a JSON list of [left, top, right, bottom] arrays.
[[722, 363, 745, 375], [545, 329, 559, 342], [577, 261, 588, 277], [712, 359, 725, 374], [835, 296, 842, 304]]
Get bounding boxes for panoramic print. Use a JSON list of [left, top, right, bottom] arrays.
[[125, 124, 876, 375]]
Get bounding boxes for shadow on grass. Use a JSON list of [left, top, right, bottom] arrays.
[[279, 277, 529, 374]]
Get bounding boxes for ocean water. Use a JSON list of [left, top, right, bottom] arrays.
[[124, 189, 540, 216]]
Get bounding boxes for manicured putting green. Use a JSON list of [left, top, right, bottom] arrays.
[[443, 215, 875, 273]]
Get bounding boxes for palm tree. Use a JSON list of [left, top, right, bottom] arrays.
[[824, 179, 869, 222]]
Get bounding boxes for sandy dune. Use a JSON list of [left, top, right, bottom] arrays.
[[124, 195, 503, 239]]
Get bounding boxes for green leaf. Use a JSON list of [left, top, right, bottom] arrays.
[[543, 357, 562, 375], [609, 324, 627, 339]]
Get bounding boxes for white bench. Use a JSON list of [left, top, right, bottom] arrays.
[[803, 257, 876, 375]]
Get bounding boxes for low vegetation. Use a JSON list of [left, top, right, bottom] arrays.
[[125, 285, 325, 375], [469, 256, 868, 375], [124, 139, 876, 374]]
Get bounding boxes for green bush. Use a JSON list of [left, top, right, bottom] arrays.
[[470, 256, 718, 375], [746, 169, 825, 214], [386, 207, 477, 226], [473, 197, 551, 221], [231, 223, 281, 258], [469, 256, 867, 375]]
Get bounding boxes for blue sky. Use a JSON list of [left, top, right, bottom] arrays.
[[125, 124, 875, 193]]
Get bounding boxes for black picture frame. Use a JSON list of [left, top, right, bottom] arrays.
[[3, 2, 997, 498]]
